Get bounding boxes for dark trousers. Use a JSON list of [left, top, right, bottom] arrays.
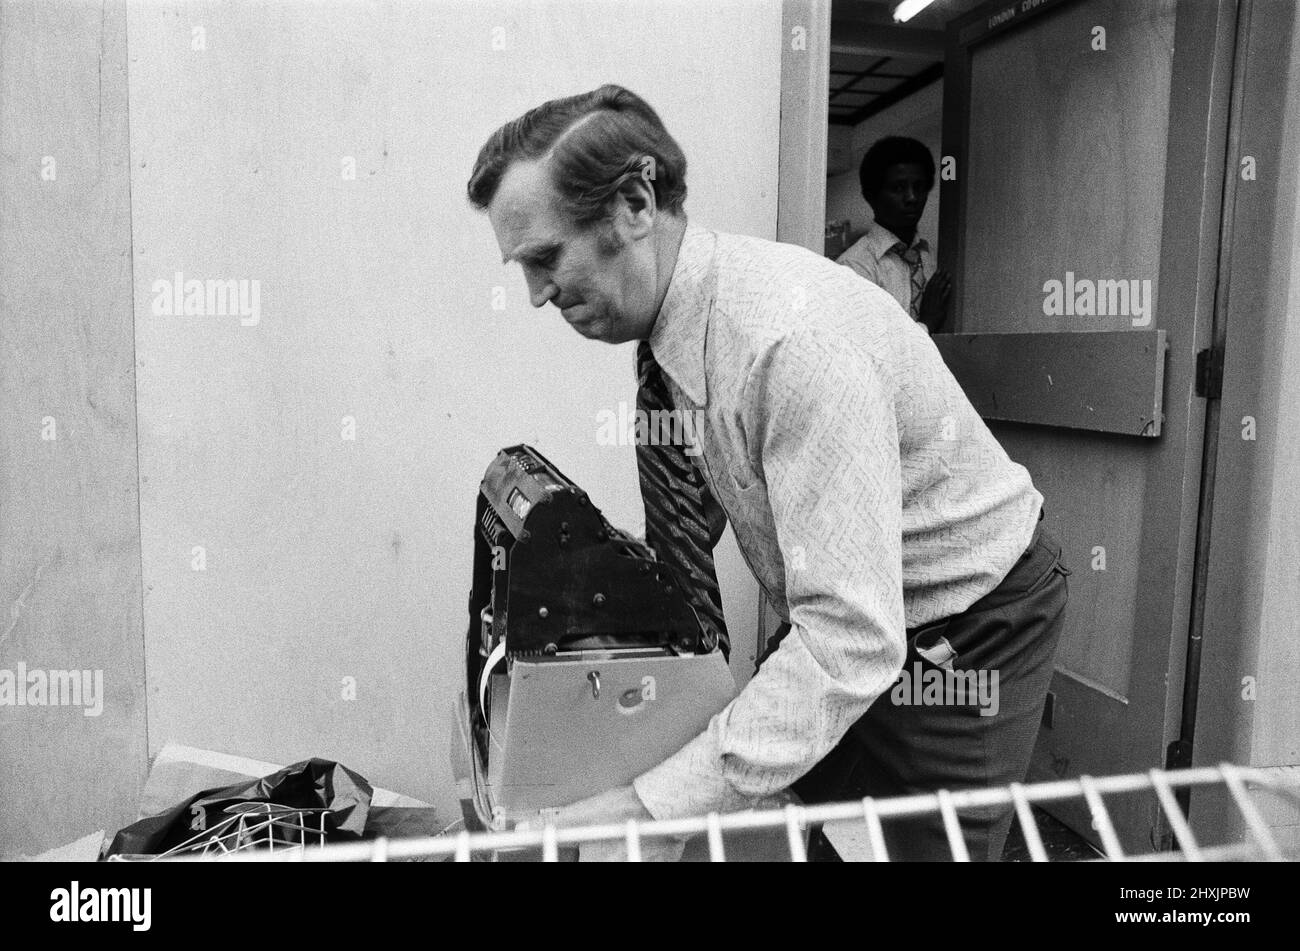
[[771, 519, 1069, 861]]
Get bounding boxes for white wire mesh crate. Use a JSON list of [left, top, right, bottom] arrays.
[[168, 762, 1300, 862]]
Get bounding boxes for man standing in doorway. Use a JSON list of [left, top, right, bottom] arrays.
[[838, 136, 952, 334], [466, 85, 1067, 861]]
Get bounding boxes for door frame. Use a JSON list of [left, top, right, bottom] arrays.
[[761, 0, 832, 668]]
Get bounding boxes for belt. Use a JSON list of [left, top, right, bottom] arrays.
[[907, 513, 1067, 668]]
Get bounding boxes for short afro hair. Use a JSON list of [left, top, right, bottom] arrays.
[[858, 136, 936, 201]]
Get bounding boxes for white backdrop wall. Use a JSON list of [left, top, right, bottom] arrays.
[[128, 0, 781, 820]]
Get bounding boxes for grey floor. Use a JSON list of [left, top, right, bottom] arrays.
[[1001, 806, 1104, 861]]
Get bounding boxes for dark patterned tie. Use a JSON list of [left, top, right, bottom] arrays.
[[635, 341, 730, 659], [893, 241, 925, 321]]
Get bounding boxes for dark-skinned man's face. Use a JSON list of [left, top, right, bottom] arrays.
[[867, 162, 931, 238]]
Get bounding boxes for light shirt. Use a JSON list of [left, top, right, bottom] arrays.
[[836, 219, 936, 317], [631, 223, 1042, 820]]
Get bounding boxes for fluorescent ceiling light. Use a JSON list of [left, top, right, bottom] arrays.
[[893, 0, 936, 23]]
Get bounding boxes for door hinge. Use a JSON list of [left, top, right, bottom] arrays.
[[1165, 738, 1193, 771], [1195, 347, 1224, 399]]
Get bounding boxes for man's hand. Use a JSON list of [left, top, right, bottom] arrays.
[[542, 785, 687, 862], [918, 269, 952, 333]]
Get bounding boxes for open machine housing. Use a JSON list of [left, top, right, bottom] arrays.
[[458, 445, 734, 828]]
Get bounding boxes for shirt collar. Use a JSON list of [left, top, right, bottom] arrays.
[[865, 219, 929, 259], [646, 221, 716, 407]]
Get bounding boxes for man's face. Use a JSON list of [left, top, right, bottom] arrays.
[[867, 162, 931, 236], [488, 159, 657, 344]]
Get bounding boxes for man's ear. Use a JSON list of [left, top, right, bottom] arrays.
[[614, 173, 656, 241]]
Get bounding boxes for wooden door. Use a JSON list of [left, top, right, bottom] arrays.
[[936, 0, 1239, 850]]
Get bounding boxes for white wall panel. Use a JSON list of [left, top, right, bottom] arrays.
[[128, 0, 781, 818]]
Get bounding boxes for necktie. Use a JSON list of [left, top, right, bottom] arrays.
[[634, 342, 730, 659], [893, 241, 925, 321]]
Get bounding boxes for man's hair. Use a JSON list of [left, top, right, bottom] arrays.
[[858, 136, 936, 200], [466, 84, 687, 224]]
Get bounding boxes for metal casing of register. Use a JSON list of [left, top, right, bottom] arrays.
[[459, 445, 735, 826]]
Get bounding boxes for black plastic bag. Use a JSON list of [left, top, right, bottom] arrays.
[[106, 757, 372, 858]]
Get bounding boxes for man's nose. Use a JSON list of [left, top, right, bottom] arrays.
[[524, 270, 558, 308]]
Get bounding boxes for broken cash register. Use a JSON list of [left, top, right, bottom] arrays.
[[456, 445, 734, 829]]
